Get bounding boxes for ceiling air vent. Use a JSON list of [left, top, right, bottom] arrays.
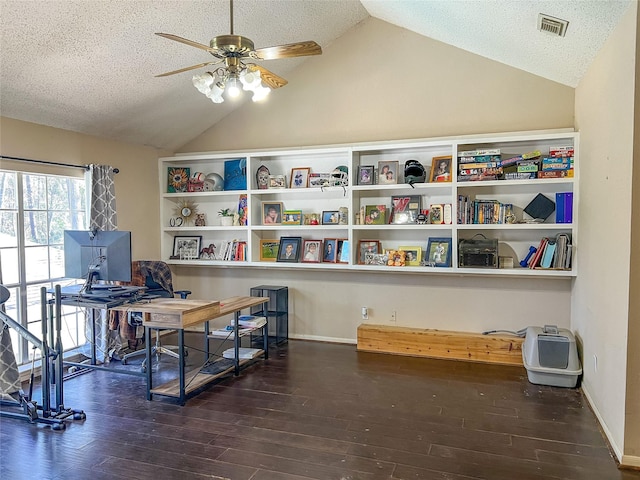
[[537, 14, 569, 37]]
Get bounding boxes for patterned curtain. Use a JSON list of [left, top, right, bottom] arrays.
[[89, 164, 117, 231], [86, 164, 120, 362]]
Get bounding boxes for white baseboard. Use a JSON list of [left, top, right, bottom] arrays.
[[289, 333, 356, 345], [581, 384, 623, 462]]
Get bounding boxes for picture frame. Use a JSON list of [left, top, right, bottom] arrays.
[[167, 167, 190, 193], [385, 249, 406, 267], [290, 167, 311, 188], [426, 237, 452, 267], [277, 236, 302, 262], [322, 210, 340, 225], [172, 235, 202, 259], [259, 239, 279, 262], [309, 173, 331, 188], [302, 239, 322, 263], [365, 205, 387, 225], [357, 165, 375, 185], [303, 213, 320, 225], [430, 203, 444, 225], [358, 240, 381, 264], [365, 252, 389, 265], [390, 195, 421, 224], [268, 174, 286, 189], [337, 239, 349, 263], [322, 238, 338, 263], [400, 246, 422, 266], [282, 210, 303, 225], [377, 160, 399, 185], [429, 155, 452, 183], [262, 201, 283, 225]]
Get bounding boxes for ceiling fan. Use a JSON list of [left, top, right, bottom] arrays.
[[155, 0, 322, 102]]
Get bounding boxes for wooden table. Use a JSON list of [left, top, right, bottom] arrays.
[[114, 295, 269, 404]]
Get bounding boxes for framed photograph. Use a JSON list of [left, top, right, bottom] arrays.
[[430, 203, 444, 225], [262, 201, 283, 225], [290, 167, 310, 188], [322, 211, 340, 225], [309, 173, 331, 188], [282, 210, 303, 225], [358, 240, 381, 265], [268, 175, 286, 189], [168, 167, 190, 193], [385, 249, 406, 267], [337, 239, 349, 263], [322, 238, 338, 263], [357, 165, 374, 185], [378, 160, 398, 185], [172, 235, 202, 259], [277, 236, 302, 262], [302, 239, 322, 263], [400, 246, 422, 266], [429, 155, 452, 183], [259, 239, 279, 262], [390, 195, 421, 224], [365, 205, 387, 225], [365, 252, 389, 265], [426, 237, 452, 267]]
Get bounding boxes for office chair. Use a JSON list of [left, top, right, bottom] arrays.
[[120, 261, 191, 371]]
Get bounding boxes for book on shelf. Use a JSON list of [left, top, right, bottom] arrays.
[[209, 325, 255, 338], [232, 315, 267, 328], [222, 347, 262, 360], [555, 192, 573, 223], [537, 169, 573, 179]]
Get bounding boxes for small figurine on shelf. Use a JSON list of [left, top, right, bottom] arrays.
[[310, 214, 319, 225], [194, 213, 206, 226]]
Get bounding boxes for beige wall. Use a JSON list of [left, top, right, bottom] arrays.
[[0, 117, 167, 260], [179, 17, 574, 152], [626, 3, 640, 465], [174, 19, 576, 343], [574, 2, 638, 464]]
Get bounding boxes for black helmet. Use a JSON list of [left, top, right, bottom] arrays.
[[404, 159, 425, 185]]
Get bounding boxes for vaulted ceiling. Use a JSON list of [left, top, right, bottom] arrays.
[[0, 1, 631, 151]]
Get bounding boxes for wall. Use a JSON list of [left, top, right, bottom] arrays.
[[179, 17, 574, 152], [0, 117, 167, 260], [574, 2, 638, 464], [174, 18, 576, 343]]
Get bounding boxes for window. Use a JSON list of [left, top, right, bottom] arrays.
[[0, 170, 87, 365]]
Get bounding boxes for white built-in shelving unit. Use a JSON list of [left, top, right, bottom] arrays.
[[159, 129, 578, 278]]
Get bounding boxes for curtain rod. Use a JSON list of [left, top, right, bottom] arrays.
[[0, 155, 119, 173]]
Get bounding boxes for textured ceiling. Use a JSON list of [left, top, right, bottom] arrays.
[[0, 0, 632, 151]]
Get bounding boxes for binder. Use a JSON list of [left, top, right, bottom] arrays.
[[541, 241, 556, 268]]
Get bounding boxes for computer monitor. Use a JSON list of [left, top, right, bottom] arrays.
[[63, 230, 132, 288]]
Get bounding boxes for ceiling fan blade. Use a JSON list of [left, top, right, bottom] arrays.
[[254, 41, 322, 60], [156, 61, 218, 77], [156, 32, 217, 53], [249, 65, 288, 89]]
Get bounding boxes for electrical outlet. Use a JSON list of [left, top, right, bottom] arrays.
[[391, 310, 397, 322], [362, 307, 368, 320]]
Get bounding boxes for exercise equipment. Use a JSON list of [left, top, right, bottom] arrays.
[[520, 246, 537, 267], [0, 285, 86, 430]]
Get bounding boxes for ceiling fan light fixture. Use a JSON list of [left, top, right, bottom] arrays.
[[192, 72, 214, 94], [251, 85, 270, 102], [240, 69, 261, 91], [226, 75, 242, 98]]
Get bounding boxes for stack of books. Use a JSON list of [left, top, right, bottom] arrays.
[[222, 347, 262, 360], [457, 149, 502, 182]]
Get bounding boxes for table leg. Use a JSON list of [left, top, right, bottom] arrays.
[[178, 329, 185, 405], [234, 311, 240, 376], [262, 300, 269, 360], [145, 327, 152, 400]]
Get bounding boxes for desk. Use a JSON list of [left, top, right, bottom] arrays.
[[114, 295, 269, 404]]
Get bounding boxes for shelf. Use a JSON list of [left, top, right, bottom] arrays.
[[159, 129, 578, 277]]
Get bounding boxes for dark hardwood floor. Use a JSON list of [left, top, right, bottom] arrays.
[[1, 337, 638, 480]]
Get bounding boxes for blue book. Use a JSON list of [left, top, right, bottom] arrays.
[[541, 242, 556, 268], [224, 158, 247, 191], [555, 193, 565, 223]]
